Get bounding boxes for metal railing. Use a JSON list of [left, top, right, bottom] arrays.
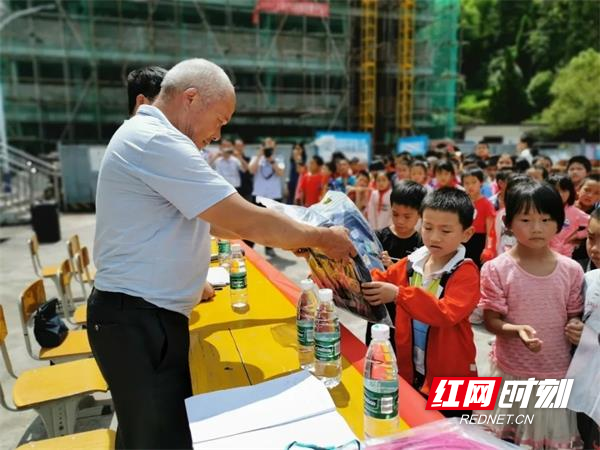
[[0, 145, 61, 224]]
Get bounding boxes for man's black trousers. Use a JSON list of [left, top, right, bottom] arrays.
[[87, 288, 193, 449]]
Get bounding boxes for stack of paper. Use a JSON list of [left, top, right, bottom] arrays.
[[206, 266, 229, 288], [185, 371, 358, 449]]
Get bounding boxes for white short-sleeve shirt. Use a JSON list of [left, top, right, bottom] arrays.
[[93, 105, 236, 317], [214, 156, 242, 188], [251, 156, 284, 199]]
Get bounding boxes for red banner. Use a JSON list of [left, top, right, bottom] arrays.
[[252, 0, 330, 25]]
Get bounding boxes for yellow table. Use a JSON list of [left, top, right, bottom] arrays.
[[189, 244, 442, 439]]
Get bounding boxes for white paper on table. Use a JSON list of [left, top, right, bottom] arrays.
[[206, 266, 229, 287], [193, 410, 357, 450], [185, 371, 358, 447], [566, 311, 600, 425]]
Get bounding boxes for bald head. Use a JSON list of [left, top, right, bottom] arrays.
[[159, 58, 235, 106], [153, 59, 236, 149]]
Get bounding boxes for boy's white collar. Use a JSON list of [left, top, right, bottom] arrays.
[[407, 245, 466, 279]]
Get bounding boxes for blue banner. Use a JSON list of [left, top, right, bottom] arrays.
[[315, 131, 372, 163]]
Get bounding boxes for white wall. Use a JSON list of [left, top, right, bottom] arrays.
[[464, 125, 542, 145]]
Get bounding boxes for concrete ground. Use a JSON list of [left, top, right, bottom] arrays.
[[0, 213, 493, 450]]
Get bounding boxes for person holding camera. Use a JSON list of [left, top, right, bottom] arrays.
[[214, 140, 248, 190], [249, 140, 285, 256]]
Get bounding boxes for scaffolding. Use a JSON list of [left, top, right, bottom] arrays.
[[359, 0, 376, 132], [396, 0, 415, 135], [0, 0, 460, 155]]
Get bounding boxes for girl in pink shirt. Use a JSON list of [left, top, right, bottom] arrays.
[[365, 171, 392, 231], [479, 180, 584, 449], [549, 174, 590, 257]]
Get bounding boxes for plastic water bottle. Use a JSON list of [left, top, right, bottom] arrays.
[[229, 244, 248, 309], [364, 324, 399, 440], [313, 288, 341, 389], [218, 238, 231, 270], [296, 279, 319, 371]]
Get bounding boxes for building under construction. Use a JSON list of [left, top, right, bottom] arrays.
[[0, 0, 459, 155]]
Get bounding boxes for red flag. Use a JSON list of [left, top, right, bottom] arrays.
[[252, 0, 330, 25]]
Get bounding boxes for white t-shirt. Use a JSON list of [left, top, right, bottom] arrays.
[[584, 269, 600, 319], [94, 105, 236, 317], [251, 156, 284, 199], [214, 156, 242, 188]]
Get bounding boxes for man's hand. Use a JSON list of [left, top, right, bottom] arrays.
[[565, 318, 584, 346], [361, 281, 398, 305], [200, 282, 215, 302], [316, 226, 356, 260]]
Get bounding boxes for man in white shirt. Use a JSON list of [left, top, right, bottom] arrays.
[[89, 58, 354, 449], [213, 143, 247, 189], [249, 142, 285, 256]]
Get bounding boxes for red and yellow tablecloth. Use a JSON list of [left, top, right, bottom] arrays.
[[188, 243, 442, 439]]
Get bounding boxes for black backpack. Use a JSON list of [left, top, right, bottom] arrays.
[[34, 298, 68, 348]]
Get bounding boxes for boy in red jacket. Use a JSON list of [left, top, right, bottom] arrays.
[[362, 187, 480, 410]]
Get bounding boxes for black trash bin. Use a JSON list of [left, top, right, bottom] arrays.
[[31, 201, 61, 243]]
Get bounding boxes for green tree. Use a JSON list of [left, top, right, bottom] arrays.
[[487, 49, 531, 123], [541, 49, 600, 139], [527, 70, 554, 112]]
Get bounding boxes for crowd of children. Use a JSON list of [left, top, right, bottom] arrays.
[[299, 144, 598, 449]]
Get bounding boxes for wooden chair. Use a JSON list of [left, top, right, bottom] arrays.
[[0, 305, 109, 438], [57, 260, 86, 326], [65, 235, 81, 267], [15, 430, 116, 449], [19, 280, 92, 363], [65, 235, 89, 300], [27, 234, 60, 290], [73, 246, 95, 297]]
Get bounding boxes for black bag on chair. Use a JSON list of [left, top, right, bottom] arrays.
[[34, 298, 68, 348]]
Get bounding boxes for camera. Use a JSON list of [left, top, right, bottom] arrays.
[[368, 161, 385, 172], [263, 147, 274, 158]]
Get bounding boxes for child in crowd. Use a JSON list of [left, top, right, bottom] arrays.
[[580, 207, 599, 271], [497, 153, 514, 170], [548, 174, 589, 257], [333, 158, 356, 193], [366, 171, 393, 231], [575, 174, 600, 214], [295, 155, 325, 207], [526, 164, 548, 182], [461, 168, 496, 267], [391, 156, 411, 187], [322, 161, 336, 194], [567, 156, 592, 191], [479, 180, 584, 449], [572, 175, 600, 260], [485, 156, 499, 193], [347, 170, 371, 215], [433, 159, 458, 189], [362, 188, 480, 406], [377, 181, 426, 267], [409, 160, 430, 190], [533, 155, 553, 173], [493, 173, 528, 257], [364, 181, 427, 349], [490, 168, 513, 211]]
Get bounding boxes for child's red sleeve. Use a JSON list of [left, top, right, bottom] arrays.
[[396, 263, 480, 327], [370, 258, 407, 285]]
